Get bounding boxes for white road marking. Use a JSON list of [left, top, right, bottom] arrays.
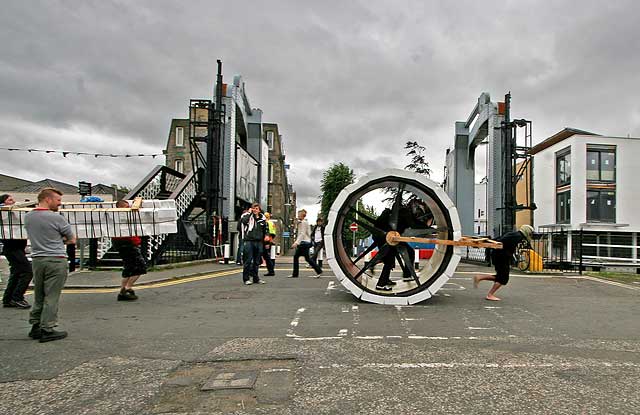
[[440, 282, 466, 291], [568, 275, 640, 291], [408, 336, 448, 340], [396, 305, 415, 336], [468, 327, 495, 330], [484, 306, 502, 309], [325, 281, 336, 295], [293, 336, 343, 341], [290, 335, 502, 341], [338, 329, 349, 337], [263, 368, 291, 373], [455, 271, 556, 278], [341, 305, 350, 313], [317, 362, 640, 369], [287, 308, 306, 338], [352, 305, 360, 336]]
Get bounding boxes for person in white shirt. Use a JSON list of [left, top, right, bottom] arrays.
[[288, 209, 323, 278]]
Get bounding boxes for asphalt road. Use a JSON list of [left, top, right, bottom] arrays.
[[0, 263, 638, 414]]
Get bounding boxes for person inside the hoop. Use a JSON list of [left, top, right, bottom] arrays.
[[372, 198, 434, 291]]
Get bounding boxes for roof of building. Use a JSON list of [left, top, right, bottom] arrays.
[[0, 173, 34, 191], [13, 178, 79, 194], [1, 174, 128, 199], [529, 127, 600, 155], [91, 184, 128, 198]]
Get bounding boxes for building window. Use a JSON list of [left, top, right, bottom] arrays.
[[556, 191, 571, 223], [587, 190, 615, 222], [175, 127, 184, 147], [266, 131, 274, 150], [587, 148, 615, 182], [175, 159, 184, 174], [268, 163, 273, 183], [556, 149, 571, 186]]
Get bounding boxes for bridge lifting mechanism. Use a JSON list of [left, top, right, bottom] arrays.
[[325, 169, 502, 305], [445, 92, 535, 237]]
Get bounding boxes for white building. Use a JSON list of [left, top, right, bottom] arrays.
[[530, 128, 640, 265], [474, 180, 487, 235]]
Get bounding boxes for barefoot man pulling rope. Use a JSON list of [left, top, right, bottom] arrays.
[[473, 225, 534, 301]]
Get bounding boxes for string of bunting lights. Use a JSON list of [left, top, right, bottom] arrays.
[[0, 147, 163, 158]]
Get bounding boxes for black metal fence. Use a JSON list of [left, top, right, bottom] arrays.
[[460, 229, 640, 273]]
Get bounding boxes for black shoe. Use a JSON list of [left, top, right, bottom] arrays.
[[39, 328, 67, 343], [13, 300, 31, 309], [28, 324, 42, 340], [126, 289, 138, 300], [387, 280, 397, 286], [375, 284, 393, 291], [287, 275, 298, 278], [3, 301, 17, 308], [264, 273, 275, 276], [117, 290, 137, 301]]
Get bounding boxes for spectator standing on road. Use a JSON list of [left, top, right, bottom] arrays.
[[288, 209, 323, 278], [1, 194, 33, 309], [473, 224, 534, 301], [310, 217, 325, 268], [25, 188, 76, 342], [112, 200, 147, 302], [235, 208, 248, 265], [240, 203, 268, 285], [261, 211, 276, 276]]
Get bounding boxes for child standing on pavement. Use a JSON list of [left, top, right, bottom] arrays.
[[112, 200, 147, 301]]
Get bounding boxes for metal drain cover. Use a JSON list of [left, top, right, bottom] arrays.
[[200, 371, 258, 391]]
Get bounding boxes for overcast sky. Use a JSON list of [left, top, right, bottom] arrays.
[[2, 1, 639, 219]]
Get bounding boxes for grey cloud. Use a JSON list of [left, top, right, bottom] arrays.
[[2, 0, 640, 206]]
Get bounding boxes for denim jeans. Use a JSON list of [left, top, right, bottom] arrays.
[[242, 241, 263, 282]]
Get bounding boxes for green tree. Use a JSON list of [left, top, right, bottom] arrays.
[[404, 141, 431, 176], [319, 162, 355, 220], [383, 140, 432, 204]]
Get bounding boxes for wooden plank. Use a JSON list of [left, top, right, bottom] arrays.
[[130, 197, 143, 210], [3, 207, 140, 212], [390, 235, 503, 249]]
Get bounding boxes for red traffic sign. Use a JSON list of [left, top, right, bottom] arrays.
[[349, 223, 358, 232]]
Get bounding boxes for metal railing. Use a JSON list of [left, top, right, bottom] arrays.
[[461, 228, 640, 274], [124, 166, 199, 265]]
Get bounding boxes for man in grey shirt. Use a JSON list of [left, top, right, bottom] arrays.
[[25, 188, 76, 342]]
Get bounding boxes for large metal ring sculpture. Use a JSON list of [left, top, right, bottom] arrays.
[[325, 169, 462, 305]]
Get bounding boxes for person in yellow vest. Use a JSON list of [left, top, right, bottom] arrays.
[[261, 212, 277, 276]]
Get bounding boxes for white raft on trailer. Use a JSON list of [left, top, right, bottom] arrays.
[[0, 197, 178, 239]]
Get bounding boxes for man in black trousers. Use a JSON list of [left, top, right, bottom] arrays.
[[240, 203, 269, 285], [1, 194, 33, 309]]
